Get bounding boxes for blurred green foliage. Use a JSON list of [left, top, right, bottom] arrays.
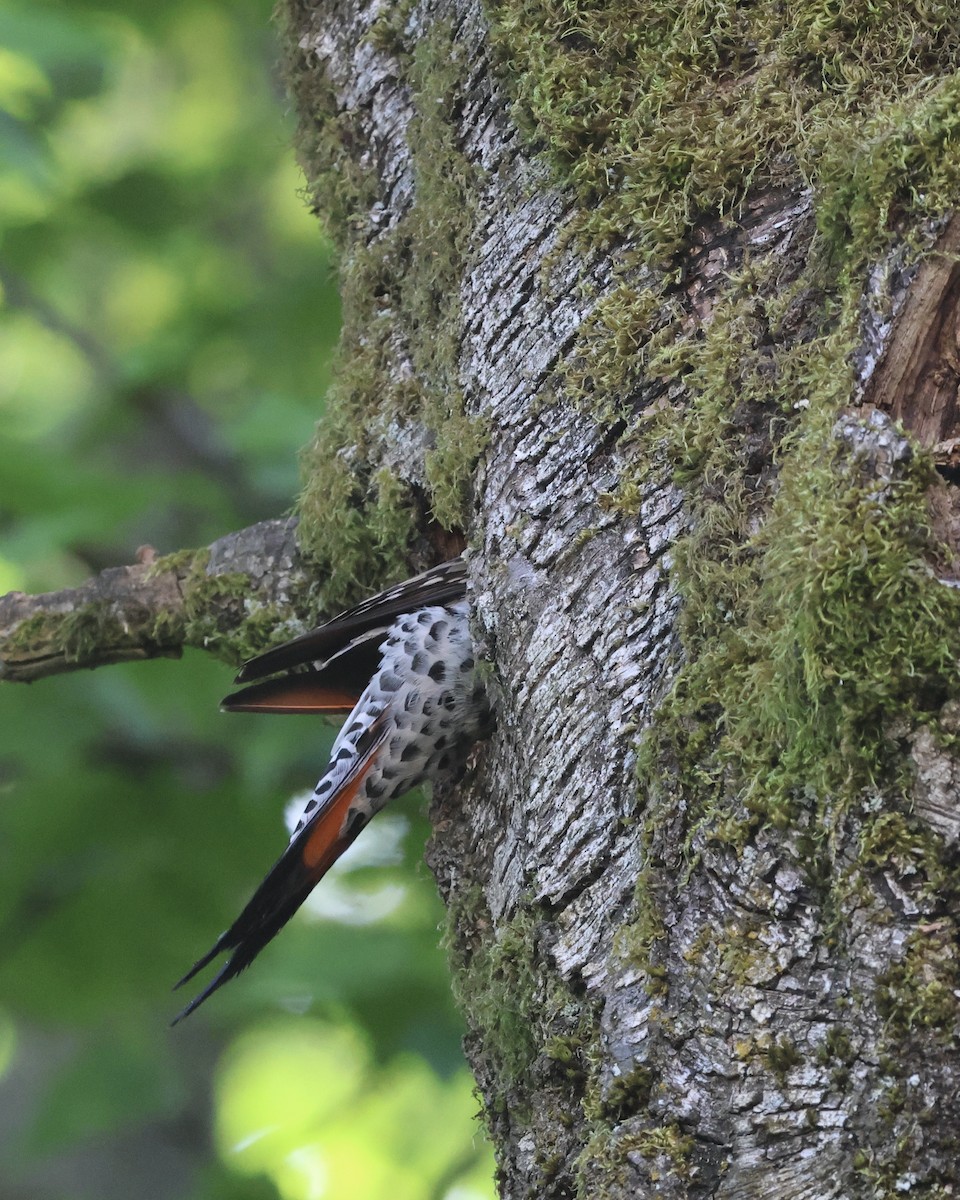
[[0, 2, 494, 1197]]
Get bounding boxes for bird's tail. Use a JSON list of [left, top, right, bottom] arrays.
[[171, 715, 387, 1024]]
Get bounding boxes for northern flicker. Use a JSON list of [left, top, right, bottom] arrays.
[[172, 558, 489, 1022]]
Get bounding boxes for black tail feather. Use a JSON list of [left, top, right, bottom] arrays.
[[170, 849, 313, 1024], [171, 956, 242, 1026], [173, 932, 232, 992], [170, 886, 313, 1025]]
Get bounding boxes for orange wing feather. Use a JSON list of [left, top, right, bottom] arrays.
[[221, 675, 361, 715]]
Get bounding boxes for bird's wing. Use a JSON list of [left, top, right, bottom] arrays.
[[232, 558, 467, 684]]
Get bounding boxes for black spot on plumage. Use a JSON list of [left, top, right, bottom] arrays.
[[438, 717, 452, 731], [366, 780, 386, 801], [380, 670, 402, 693], [422, 699, 435, 717], [428, 660, 446, 683], [437, 752, 451, 772], [441, 691, 457, 710], [429, 619, 448, 641], [418, 610, 433, 626], [411, 650, 429, 674], [304, 798, 318, 813], [461, 656, 474, 672], [316, 778, 333, 795], [421, 720, 434, 738], [382, 766, 398, 781], [435, 734, 448, 750], [400, 741, 422, 763], [345, 720, 363, 736], [336, 746, 352, 761], [344, 807, 367, 837]]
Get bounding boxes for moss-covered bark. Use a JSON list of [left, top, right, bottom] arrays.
[[0, 519, 314, 681], [279, 2, 489, 609], [276, 0, 960, 1196]]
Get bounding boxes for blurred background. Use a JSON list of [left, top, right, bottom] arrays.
[[0, 1, 494, 1197]]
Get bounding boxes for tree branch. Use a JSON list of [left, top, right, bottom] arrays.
[[0, 517, 313, 683]]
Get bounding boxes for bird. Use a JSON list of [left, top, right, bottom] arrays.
[[172, 557, 491, 1023]]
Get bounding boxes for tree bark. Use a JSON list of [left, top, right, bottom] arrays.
[[6, 1, 960, 1197]]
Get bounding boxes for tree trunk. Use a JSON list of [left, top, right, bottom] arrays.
[[280, 1, 960, 1196], [5, 1, 960, 1196]]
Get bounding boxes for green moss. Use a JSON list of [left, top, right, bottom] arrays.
[[628, 268, 960, 842], [179, 570, 253, 655], [858, 809, 952, 905], [365, 0, 417, 56], [632, 1123, 695, 1178], [58, 606, 129, 663], [151, 549, 309, 666], [445, 886, 542, 1095], [817, 1025, 855, 1068], [148, 607, 187, 647], [5, 612, 59, 657], [486, 0, 960, 264], [598, 1066, 655, 1118], [876, 927, 960, 1038], [279, 1, 379, 246], [9, 602, 180, 672], [763, 1035, 804, 1079], [423, 404, 489, 534], [562, 282, 669, 417], [816, 73, 960, 265], [613, 862, 668, 992], [283, 12, 488, 608], [576, 1121, 695, 1195], [145, 547, 201, 579], [543, 1033, 587, 1077], [444, 883, 598, 1125], [695, 422, 957, 821], [854, 1090, 960, 1199]]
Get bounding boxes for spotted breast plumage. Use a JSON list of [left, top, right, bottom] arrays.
[[172, 558, 489, 1023]]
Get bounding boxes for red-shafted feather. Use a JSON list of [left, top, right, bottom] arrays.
[[221, 674, 361, 715], [171, 713, 388, 1024]]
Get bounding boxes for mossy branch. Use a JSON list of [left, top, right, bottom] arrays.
[[0, 517, 316, 683]]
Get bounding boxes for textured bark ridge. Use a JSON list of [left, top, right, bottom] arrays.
[[285, 1, 960, 1197]]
